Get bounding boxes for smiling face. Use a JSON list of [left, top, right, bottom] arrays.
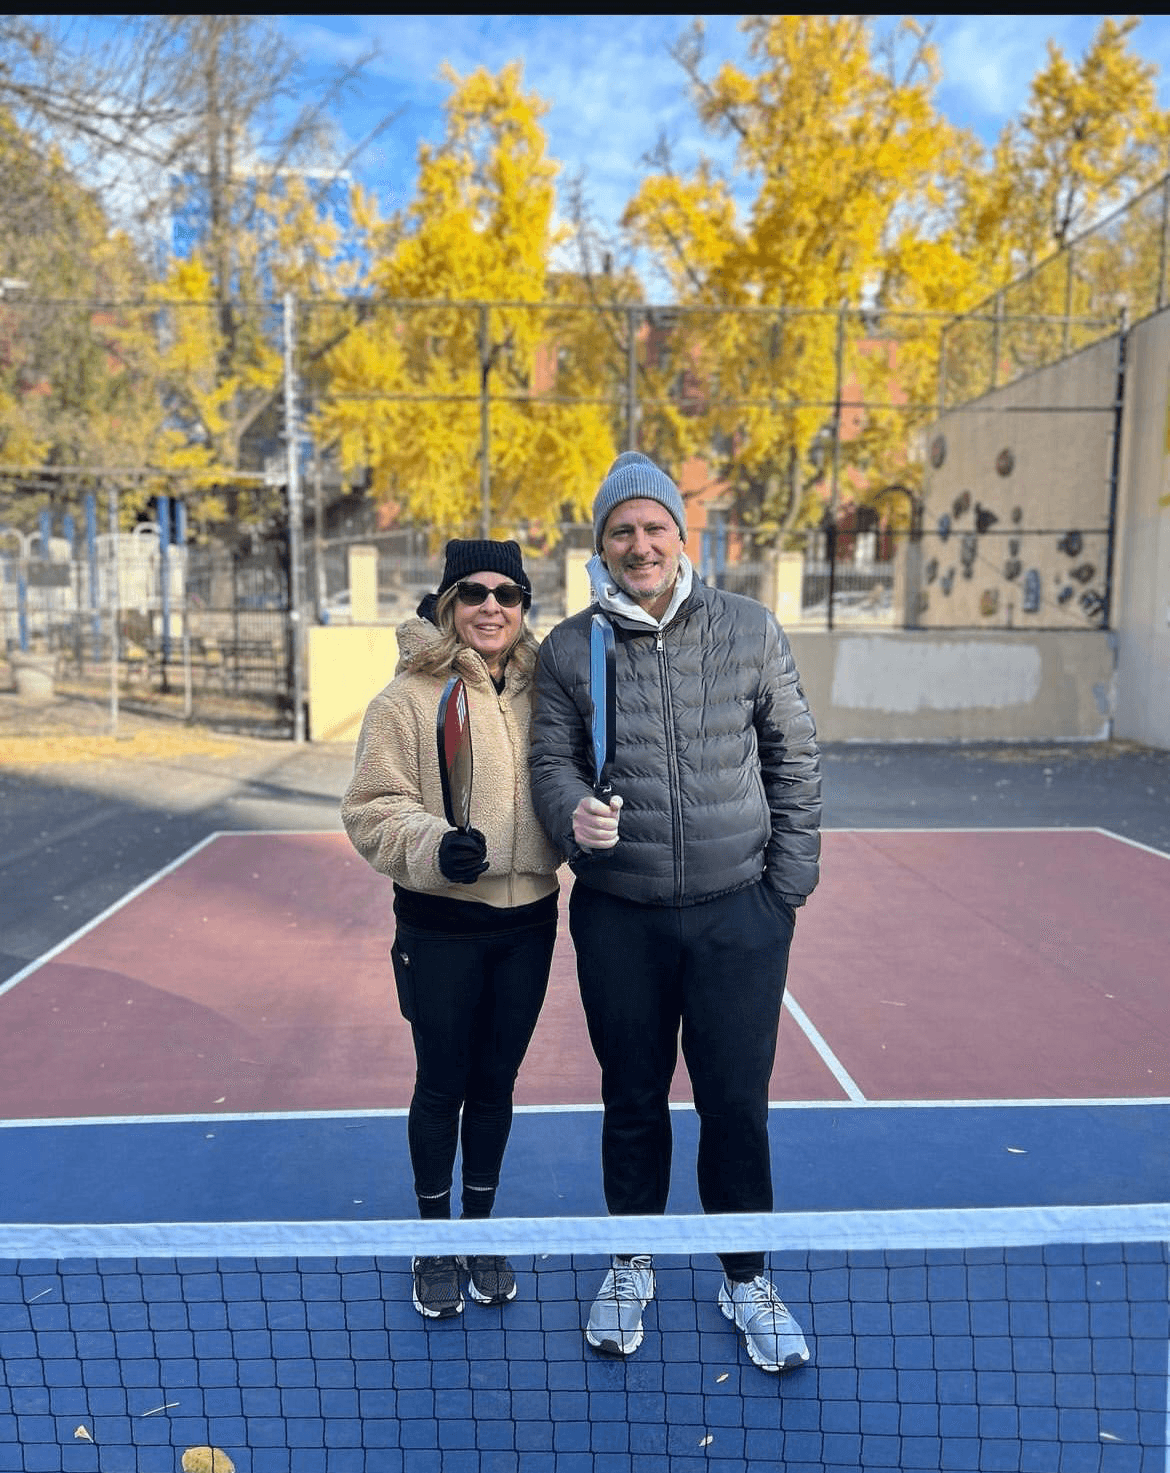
[[600, 497, 684, 620], [451, 570, 524, 676]]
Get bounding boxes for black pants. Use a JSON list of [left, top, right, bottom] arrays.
[[569, 879, 795, 1279], [391, 911, 556, 1213]]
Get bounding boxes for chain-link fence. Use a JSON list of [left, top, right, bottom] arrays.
[[939, 171, 1170, 408], [0, 485, 292, 732], [4, 195, 1160, 733]]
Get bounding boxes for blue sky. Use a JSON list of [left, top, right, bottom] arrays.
[[282, 12, 1170, 245]]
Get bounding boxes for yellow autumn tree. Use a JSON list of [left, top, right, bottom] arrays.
[[902, 16, 1170, 405], [0, 105, 159, 526], [619, 15, 1170, 539], [620, 15, 972, 539], [146, 166, 379, 533], [314, 63, 616, 542], [2, 15, 389, 535]]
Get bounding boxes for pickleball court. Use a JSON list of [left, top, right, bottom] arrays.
[[1, 823, 1167, 1472]]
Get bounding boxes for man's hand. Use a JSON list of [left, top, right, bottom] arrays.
[[573, 794, 623, 851]]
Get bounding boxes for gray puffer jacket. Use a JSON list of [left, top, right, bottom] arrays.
[[530, 577, 821, 906]]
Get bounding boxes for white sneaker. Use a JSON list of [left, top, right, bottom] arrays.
[[585, 1255, 655, 1355], [719, 1274, 810, 1372]]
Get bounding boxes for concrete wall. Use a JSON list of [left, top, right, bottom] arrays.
[[306, 618, 1115, 747], [920, 336, 1116, 630], [787, 629, 1114, 743], [1111, 309, 1170, 750]]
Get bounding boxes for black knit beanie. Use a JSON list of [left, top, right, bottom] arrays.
[[416, 539, 532, 622]]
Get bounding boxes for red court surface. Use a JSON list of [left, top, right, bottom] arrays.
[[1, 827, 1167, 1121]]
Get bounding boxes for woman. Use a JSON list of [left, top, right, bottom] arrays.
[[342, 539, 560, 1319]]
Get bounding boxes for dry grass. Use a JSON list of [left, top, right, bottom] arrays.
[[0, 723, 240, 767], [0, 665, 244, 768]]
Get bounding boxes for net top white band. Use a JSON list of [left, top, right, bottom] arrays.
[[3, 1204, 1168, 1261]]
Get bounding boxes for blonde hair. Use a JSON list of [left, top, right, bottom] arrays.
[[406, 585, 539, 680]]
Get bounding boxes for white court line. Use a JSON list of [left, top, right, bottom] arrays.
[[782, 992, 866, 1101], [1092, 826, 1170, 862], [2, 1096, 1169, 1131], [0, 832, 223, 999], [828, 823, 1170, 860], [0, 828, 345, 1000]]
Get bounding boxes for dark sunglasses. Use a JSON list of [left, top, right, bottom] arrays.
[[455, 580, 526, 608]]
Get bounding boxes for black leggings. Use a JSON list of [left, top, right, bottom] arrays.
[[391, 913, 556, 1216]]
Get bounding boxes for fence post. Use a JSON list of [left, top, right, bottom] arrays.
[[312, 444, 326, 618], [176, 499, 192, 721], [626, 307, 639, 451], [827, 304, 846, 632], [85, 492, 99, 661], [107, 482, 119, 738], [1062, 246, 1074, 357], [283, 291, 306, 744], [479, 304, 492, 538], [1102, 307, 1129, 637], [1158, 176, 1170, 313], [158, 495, 171, 691]]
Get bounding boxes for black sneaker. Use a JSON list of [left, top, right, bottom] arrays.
[[464, 1255, 517, 1305], [411, 1256, 463, 1318]]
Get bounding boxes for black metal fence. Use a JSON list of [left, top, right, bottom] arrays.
[[1, 498, 293, 732]]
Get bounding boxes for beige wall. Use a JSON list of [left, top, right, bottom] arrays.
[[787, 629, 1115, 743], [306, 625, 398, 745], [306, 617, 1116, 746], [1111, 308, 1170, 750]]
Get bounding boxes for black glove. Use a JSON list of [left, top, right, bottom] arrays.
[[438, 827, 489, 884]]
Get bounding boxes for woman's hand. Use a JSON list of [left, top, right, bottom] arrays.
[[438, 827, 489, 883]]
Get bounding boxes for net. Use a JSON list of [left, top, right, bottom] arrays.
[[1, 1205, 1167, 1473]]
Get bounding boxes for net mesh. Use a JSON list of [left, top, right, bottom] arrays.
[[1, 1207, 1167, 1473]]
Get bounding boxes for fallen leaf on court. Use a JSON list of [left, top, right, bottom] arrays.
[[181, 1448, 236, 1473], [214, 1097, 226, 1104], [699, 1435, 713, 1447], [1099, 1431, 1123, 1443], [74, 1426, 93, 1442], [1005, 1146, 1027, 1154], [715, 1372, 729, 1383]]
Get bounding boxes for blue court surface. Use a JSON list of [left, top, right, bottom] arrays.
[[1, 816, 1167, 1472]]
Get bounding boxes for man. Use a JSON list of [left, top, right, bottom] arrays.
[[529, 451, 821, 1373]]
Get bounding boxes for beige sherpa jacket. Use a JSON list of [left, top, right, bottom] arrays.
[[341, 616, 560, 909]]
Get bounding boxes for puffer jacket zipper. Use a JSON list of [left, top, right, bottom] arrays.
[[655, 626, 685, 901]]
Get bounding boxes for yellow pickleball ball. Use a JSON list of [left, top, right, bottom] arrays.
[[181, 1450, 235, 1473]]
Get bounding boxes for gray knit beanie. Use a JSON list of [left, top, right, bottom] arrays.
[[592, 453, 687, 551]]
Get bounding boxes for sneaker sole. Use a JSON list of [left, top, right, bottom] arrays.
[[585, 1326, 644, 1356], [719, 1294, 809, 1373], [466, 1279, 517, 1306]]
